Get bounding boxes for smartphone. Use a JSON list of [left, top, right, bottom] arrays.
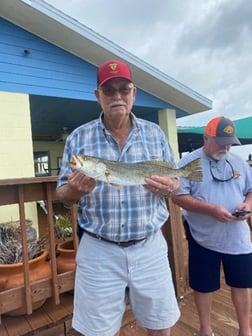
[[232, 210, 251, 217]]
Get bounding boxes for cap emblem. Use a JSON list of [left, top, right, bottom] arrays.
[[109, 63, 118, 72], [223, 125, 234, 134]]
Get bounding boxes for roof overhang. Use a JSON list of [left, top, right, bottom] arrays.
[[0, 0, 212, 114]]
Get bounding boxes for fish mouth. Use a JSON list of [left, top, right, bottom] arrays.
[[68, 155, 81, 168]]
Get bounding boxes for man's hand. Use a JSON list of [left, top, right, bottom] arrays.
[[68, 171, 96, 194], [56, 171, 96, 204], [144, 175, 180, 197], [211, 205, 235, 223]]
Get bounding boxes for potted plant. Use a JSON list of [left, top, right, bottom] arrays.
[[0, 223, 51, 315], [54, 214, 73, 241], [54, 214, 76, 273]]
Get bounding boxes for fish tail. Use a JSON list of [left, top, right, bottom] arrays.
[[182, 158, 202, 181]]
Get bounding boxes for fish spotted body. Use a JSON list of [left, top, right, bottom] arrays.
[[68, 155, 202, 186]]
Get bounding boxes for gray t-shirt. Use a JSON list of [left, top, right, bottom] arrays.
[[177, 147, 252, 254]]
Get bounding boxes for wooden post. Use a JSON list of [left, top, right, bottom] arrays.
[[46, 182, 60, 304], [71, 203, 79, 251], [162, 198, 189, 298], [18, 185, 33, 314]]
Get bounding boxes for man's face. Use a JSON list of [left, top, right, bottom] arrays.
[[204, 135, 231, 160], [95, 78, 136, 119]]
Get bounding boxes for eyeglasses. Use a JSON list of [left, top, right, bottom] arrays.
[[209, 159, 235, 182], [99, 83, 134, 97]]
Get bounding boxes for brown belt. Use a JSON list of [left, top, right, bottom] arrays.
[[83, 229, 146, 248]]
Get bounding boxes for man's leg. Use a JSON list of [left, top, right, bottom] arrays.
[[194, 290, 214, 336], [231, 287, 251, 336]]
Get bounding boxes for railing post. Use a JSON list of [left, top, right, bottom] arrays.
[[71, 203, 79, 251], [45, 182, 60, 304], [162, 198, 188, 298], [18, 184, 33, 314]]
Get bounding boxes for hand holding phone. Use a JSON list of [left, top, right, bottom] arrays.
[[232, 210, 251, 217]]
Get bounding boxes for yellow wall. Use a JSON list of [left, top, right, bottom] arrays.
[[0, 92, 34, 178], [158, 108, 180, 161], [0, 92, 37, 228]]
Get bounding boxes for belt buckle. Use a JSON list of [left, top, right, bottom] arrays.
[[117, 238, 145, 248], [117, 241, 135, 247]]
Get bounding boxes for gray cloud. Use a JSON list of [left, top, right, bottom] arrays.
[[177, 0, 252, 55], [46, 0, 252, 121]]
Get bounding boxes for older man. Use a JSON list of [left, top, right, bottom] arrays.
[[172, 116, 252, 336], [56, 59, 180, 336]]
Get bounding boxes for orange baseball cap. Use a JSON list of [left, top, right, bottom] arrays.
[[205, 116, 241, 145], [97, 60, 133, 87]]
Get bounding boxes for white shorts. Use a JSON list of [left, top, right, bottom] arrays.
[[72, 230, 180, 336]]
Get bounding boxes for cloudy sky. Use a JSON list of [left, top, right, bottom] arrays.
[[45, 0, 252, 158]]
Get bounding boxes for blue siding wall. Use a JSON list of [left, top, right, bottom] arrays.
[[0, 18, 96, 101], [0, 18, 171, 109]]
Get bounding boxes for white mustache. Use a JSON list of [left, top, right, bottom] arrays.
[[109, 101, 127, 108]]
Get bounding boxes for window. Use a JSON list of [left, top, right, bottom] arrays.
[[34, 151, 50, 176]]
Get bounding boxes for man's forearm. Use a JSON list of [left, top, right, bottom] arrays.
[[56, 184, 83, 204], [172, 194, 216, 216]]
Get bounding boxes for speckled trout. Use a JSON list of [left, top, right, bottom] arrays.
[[68, 155, 202, 186]]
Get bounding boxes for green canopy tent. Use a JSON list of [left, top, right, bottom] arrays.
[[177, 116, 252, 154]]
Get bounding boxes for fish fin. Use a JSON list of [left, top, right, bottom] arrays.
[[104, 169, 121, 188], [109, 183, 122, 189], [140, 160, 176, 169], [182, 158, 203, 181]]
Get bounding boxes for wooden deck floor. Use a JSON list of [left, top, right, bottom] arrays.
[[0, 281, 250, 335]]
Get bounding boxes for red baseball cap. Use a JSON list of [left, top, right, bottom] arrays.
[[205, 116, 241, 145], [97, 60, 133, 87]]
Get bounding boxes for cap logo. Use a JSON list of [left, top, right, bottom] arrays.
[[109, 63, 118, 72], [223, 125, 234, 134]]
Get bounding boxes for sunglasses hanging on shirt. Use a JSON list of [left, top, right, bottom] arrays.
[[209, 159, 235, 182]]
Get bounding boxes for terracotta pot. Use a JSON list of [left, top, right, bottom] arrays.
[[56, 239, 76, 273], [0, 250, 51, 316]]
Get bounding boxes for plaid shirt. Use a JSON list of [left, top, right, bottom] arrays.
[[57, 113, 176, 241]]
